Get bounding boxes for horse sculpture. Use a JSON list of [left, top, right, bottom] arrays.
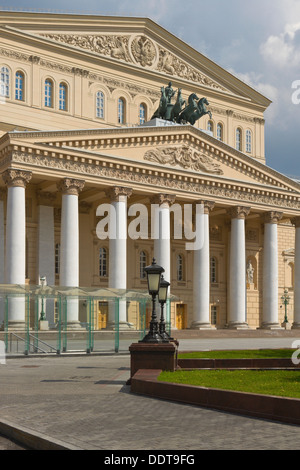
[[151, 86, 168, 120], [170, 88, 186, 122], [177, 95, 212, 125]]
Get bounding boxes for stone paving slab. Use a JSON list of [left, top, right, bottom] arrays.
[[0, 345, 300, 450]]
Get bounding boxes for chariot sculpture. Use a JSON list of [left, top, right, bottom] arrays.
[[151, 82, 212, 125]]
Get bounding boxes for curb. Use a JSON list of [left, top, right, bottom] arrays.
[[0, 418, 82, 450], [131, 369, 300, 426]]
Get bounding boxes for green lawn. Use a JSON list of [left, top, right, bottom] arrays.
[[158, 369, 300, 399], [178, 349, 296, 359]]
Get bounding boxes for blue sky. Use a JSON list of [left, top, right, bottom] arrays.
[[1, 0, 300, 178]]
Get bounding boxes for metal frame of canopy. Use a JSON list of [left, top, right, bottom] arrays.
[[0, 285, 176, 355]]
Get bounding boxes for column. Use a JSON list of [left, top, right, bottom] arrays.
[[58, 178, 85, 329], [261, 211, 283, 329], [37, 191, 56, 327], [0, 190, 5, 327], [192, 200, 215, 329], [152, 194, 176, 284], [292, 217, 300, 328], [3, 169, 32, 329], [108, 186, 132, 329], [152, 194, 176, 331], [227, 206, 251, 329]]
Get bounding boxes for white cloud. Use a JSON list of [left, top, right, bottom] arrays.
[[260, 22, 300, 67]]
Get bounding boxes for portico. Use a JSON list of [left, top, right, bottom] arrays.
[[0, 122, 299, 331]]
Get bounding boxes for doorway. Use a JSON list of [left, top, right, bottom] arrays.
[[176, 304, 187, 329]]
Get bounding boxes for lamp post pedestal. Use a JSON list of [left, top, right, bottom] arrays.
[[128, 341, 178, 384]]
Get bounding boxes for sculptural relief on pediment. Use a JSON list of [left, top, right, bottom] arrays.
[[144, 146, 224, 175], [40, 32, 226, 91]]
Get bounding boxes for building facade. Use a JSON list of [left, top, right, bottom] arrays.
[[0, 11, 299, 330]]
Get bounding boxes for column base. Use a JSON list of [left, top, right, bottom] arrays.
[[106, 321, 135, 331], [259, 322, 283, 330], [292, 322, 300, 329], [65, 321, 84, 330], [6, 321, 26, 331], [227, 321, 249, 330], [190, 321, 213, 330]]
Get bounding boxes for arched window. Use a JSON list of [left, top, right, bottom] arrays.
[[15, 71, 24, 101], [0, 66, 10, 97], [139, 103, 146, 124], [246, 129, 252, 153], [177, 254, 184, 281], [236, 128, 242, 151], [207, 120, 213, 133], [139, 251, 147, 279], [210, 256, 217, 283], [96, 91, 105, 119], [45, 79, 53, 107], [59, 82, 67, 111], [217, 123, 223, 141], [99, 247, 107, 277], [118, 98, 125, 124]]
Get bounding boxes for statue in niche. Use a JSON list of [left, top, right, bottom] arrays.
[[246, 260, 255, 285]]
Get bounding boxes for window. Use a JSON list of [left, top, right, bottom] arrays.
[[55, 243, 60, 276], [177, 254, 184, 281], [246, 129, 252, 153], [45, 79, 53, 107], [118, 98, 125, 124], [96, 91, 105, 119], [99, 247, 107, 277], [210, 257, 217, 283], [59, 82, 67, 111], [207, 120, 213, 133], [139, 103, 146, 124], [217, 123, 223, 141], [236, 128, 242, 151], [211, 305, 217, 325], [0, 66, 9, 97], [139, 251, 147, 279], [15, 71, 24, 101]]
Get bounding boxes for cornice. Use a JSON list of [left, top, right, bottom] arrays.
[[5, 125, 299, 194], [1, 146, 299, 213]]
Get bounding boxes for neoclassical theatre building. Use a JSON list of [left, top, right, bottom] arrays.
[[0, 11, 299, 331]]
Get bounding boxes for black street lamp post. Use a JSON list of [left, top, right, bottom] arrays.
[[158, 275, 173, 342], [140, 258, 165, 343]]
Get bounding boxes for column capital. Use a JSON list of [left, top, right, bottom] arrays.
[[262, 211, 283, 224], [107, 186, 132, 202], [57, 178, 85, 196], [227, 206, 251, 220], [197, 200, 215, 214], [37, 190, 57, 206], [151, 193, 176, 206], [2, 169, 32, 188], [291, 216, 300, 228]]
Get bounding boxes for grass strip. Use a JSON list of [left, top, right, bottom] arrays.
[[158, 369, 300, 399], [178, 349, 296, 359]]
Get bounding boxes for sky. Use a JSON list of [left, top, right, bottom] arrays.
[[0, 0, 300, 178]]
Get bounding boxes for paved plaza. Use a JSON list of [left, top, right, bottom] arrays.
[[0, 335, 300, 450]]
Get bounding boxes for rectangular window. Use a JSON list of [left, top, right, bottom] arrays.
[[211, 306, 217, 325]]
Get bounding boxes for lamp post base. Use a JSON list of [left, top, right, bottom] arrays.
[[128, 341, 178, 383]]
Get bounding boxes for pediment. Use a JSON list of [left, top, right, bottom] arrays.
[[0, 12, 270, 104], [34, 31, 229, 94]]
